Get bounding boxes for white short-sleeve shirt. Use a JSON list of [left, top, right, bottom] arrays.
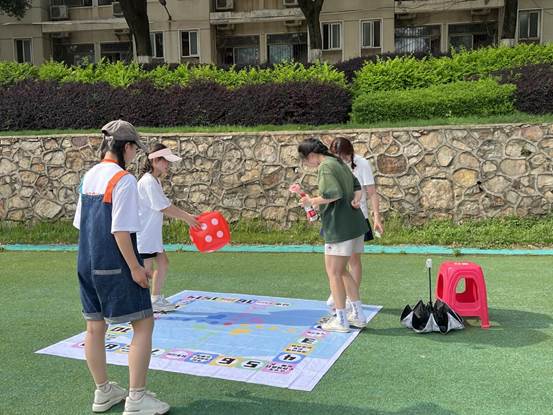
[[73, 162, 141, 233], [352, 154, 375, 219], [136, 172, 171, 254]]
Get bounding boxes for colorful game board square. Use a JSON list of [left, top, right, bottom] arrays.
[[297, 337, 318, 345], [262, 362, 296, 375], [302, 328, 327, 338], [210, 356, 242, 367], [284, 343, 314, 355], [239, 359, 267, 370], [274, 352, 305, 364], [115, 345, 131, 354], [104, 342, 125, 352], [107, 325, 132, 336], [151, 348, 165, 357], [185, 352, 218, 364], [161, 349, 193, 361]]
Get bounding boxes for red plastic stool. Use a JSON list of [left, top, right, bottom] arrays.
[[435, 261, 490, 329]]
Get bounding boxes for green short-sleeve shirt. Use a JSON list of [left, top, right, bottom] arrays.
[[318, 156, 369, 243]]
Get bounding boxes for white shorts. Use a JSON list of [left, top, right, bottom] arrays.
[[324, 235, 365, 256]]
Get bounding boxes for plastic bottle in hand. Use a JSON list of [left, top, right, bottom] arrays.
[[299, 191, 319, 222], [289, 183, 318, 222]]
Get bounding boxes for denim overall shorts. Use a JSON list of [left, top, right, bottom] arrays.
[[77, 168, 152, 324]]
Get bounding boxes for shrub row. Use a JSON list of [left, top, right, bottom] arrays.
[[0, 60, 346, 89], [0, 80, 351, 130], [351, 79, 516, 123], [352, 43, 553, 95]]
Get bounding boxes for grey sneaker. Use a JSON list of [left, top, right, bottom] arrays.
[[347, 311, 368, 329], [123, 392, 170, 415], [321, 316, 350, 333], [92, 382, 127, 412], [152, 295, 177, 313]]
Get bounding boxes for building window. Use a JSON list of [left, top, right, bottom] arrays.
[[65, 0, 93, 6], [150, 32, 164, 59], [448, 22, 496, 51], [361, 20, 381, 48], [519, 10, 540, 42], [15, 39, 32, 63], [217, 35, 259, 65], [395, 25, 441, 54], [100, 42, 133, 63], [267, 32, 307, 64], [53, 43, 95, 65], [181, 31, 199, 57], [322, 22, 341, 50]]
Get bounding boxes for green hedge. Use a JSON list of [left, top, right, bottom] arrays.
[[352, 43, 553, 95], [351, 79, 516, 123], [0, 60, 346, 89]]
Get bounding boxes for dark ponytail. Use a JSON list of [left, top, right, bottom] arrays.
[[141, 142, 167, 175], [330, 137, 356, 170], [297, 138, 341, 162], [100, 139, 134, 169]]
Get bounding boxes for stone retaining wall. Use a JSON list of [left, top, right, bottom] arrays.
[[1, 124, 551, 225]]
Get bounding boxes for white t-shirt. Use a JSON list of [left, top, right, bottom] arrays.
[[136, 172, 171, 254], [352, 154, 375, 219], [73, 162, 141, 233]]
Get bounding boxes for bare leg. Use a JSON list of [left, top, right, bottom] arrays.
[[348, 253, 362, 289], [128, 316, 154, 389], [324, 255, 351, 309], [152, 252, 169, 296], [85, 320, 108, 385]]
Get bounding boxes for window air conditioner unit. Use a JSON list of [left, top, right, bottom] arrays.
[[216, 24, 235, 31], [112, 1, 124, 17], [215, 0, 234, 11], [283, 0, 299, 6], [284, 20, 302, 27], [50, 5, 68, 20], [471, 8, 490, 16]]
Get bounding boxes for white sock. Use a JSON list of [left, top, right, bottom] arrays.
[[352, 300, 365, 319], [129, 388, 145, 401], [336, 309, 347, 326], [151, 295, 160, 302], [96, 381, 111, 393]]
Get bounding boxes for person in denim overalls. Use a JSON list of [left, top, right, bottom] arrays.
[[74, 120, 170, 415]]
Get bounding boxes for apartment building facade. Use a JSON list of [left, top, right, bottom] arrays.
[[1, 0, 550, 66]]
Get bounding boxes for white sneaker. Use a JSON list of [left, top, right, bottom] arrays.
[[347, 311, 368, 329], [152, 295, 177, 313], [92, 382, 127, 412], [123, 393, 170, 415], [326, 294, 335, 309], [321, 316, 350, 333]]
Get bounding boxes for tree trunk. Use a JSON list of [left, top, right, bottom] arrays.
[[298, 0, 324, 62], [119, 0, 151, 63], [501, 0, 518, 45]]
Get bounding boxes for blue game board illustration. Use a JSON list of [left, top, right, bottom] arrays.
[[37, 290, 381, 391]]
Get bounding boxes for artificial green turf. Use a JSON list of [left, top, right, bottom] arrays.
[[3, 251, 553, 415]]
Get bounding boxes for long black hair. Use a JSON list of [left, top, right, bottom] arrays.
[[297, 138, 341, 162], [100, 139, 135, 169], [330, 137, 356, 170], [141, 142, 167, 175]]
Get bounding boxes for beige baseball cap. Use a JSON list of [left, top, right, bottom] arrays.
[[100, 119, 145, 151]]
